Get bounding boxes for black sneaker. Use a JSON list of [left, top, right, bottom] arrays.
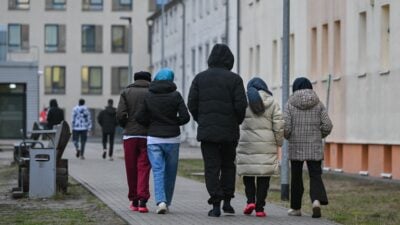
[[102, 151, 106, 159], [222, 205, 235, 214], [76, 150, 80, 158]]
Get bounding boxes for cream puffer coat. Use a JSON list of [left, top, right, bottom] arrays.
[[237, 91, 284, 176]]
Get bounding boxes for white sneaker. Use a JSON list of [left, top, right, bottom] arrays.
[[156, 202, 167, 214], [312, 200, 321, 218], [288, 208, 302, 216]]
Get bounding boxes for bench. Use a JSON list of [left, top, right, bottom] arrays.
[[12, 121, 71, 197]]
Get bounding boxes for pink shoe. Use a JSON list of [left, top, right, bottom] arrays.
[[138, 206, 149, 213], [129, 204, 138, 211], [243, 203, 256, 215], [256, 211, 267, 217]]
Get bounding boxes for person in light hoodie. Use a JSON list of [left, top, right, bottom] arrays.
[[71, 98, 92, 160], [283, 77, 333, 218]]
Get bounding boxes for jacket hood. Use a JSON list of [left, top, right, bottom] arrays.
[[105, 106, 116, 115], [260, 91, 274, 109], [127, 79, 150, 88], [207, 44, 234, 70], [149, 80, 177, 94], [288, 89, 320, 110]]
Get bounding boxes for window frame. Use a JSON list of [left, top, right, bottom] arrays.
[[81, 66, 103, 95], [111, 67, 128, 95], [111, 25, 128, 53], [9, 0, 30, 10], [82, 0, 103, 11], [44, 66, 66, 94], [81, 25, 102, 53], [7, 24, 29, 52]]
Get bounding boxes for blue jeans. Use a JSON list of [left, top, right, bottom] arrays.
[[147, 143, 180, 206], [72, 130, 87, 156]]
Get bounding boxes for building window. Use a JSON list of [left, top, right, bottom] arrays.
[[45, 0, 66, 10], [111, 25, 128, 53], [205, 42, 210, 63], [82, 25, 102, 53], [321, 24, 329, 77], [191, 48, 196, 74], [199, 0, 203, 18], [45, 24, 66, 53], [358, 12, 367, 74], [272, 40, 279, 86], [198, 46, 203, 72], [333, 21, 341, 75], [310, 27, 318, 77], [380, 4, 390, 71], [112, 0, 132, 11], [82, 0, 103, 11], [248, 47, 253, 76], [81, 66, 102, 94], [290, 34, 295, 81], [9, 0, 30, 10], [44, 66, 66, 94], [8, 24, 29, 52], [111, 67, 128, 95]]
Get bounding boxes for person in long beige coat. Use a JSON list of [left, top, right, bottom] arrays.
[[237, 77, 284, 217], [283, 77, 333, 219]]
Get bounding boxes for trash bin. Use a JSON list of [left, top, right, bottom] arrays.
[[29, 148, 56, 198]]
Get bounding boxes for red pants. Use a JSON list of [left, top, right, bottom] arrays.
[[123, 138, 151, 202]]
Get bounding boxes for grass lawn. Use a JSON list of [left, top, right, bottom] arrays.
[[178, 158, 400, 225], [0, 163, 127, 225]]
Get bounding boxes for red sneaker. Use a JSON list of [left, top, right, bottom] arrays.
[[256, 211, 267, 217], [138, 207, 149, 213], [243, 203, 256, 215], [129, 204, 138, 211]]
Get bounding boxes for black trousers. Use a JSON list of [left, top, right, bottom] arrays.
[[102, 132, 115, 157], [201, 141, 237, 204], [290, 160, 328, 210], [243, 176, 270, 212]]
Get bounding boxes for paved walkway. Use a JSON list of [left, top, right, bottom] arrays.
[[65, 141, 338, 225]]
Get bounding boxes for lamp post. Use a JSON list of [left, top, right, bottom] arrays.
[[120, 16, 133, 84]]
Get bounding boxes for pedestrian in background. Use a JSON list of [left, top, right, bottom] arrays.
[[188, 44, 248, 217], [47, 99, 64, 130], [136, 68, 190, 214], [237, 77, 284, 217], [72, 98, 92, 160], [283, 77, 333, 218], [39, 107, 48, 129], [116, 71, 152, 213], [97, 99, 118, 161]]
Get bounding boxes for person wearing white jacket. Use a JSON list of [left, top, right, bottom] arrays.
[[72, 98, 92, 159], [237, 77, 284, 217]]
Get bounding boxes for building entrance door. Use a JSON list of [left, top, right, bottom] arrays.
[[0, 83, 26, 138]]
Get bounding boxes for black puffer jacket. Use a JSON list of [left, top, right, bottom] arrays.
[[97, 106, 118, 133], [188, 44, 248, 142], [47, 107, 64, 129], [136, 80, 190, 138]]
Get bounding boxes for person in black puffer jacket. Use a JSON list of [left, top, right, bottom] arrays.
[[97, 99, 118, 160], [47, 99, 64, 130], [136, 68, 190, 214], [188, 44, 248, 217]]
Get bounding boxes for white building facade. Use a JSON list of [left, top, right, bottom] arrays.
[[148, 0, 238, 145], [240, 0, 400, 179], [0, 0, 155, 134]]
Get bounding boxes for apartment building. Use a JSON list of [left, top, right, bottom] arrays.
[[0, 0, 155, 135], [148, 0, 238, 145], [240, 0, 400, 180]]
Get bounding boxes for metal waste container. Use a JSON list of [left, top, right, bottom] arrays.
[[29, 148, 56, 198]]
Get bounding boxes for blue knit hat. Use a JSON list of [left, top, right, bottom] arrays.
[[154, 68, 174, 81]]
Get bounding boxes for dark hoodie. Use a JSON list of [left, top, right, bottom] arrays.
[[97, 106, 117, 133], [188, 44, 248, 142], [135, 80, 190, 138]]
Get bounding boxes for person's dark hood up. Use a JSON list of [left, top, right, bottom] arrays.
[[207, 44, 234, 70]]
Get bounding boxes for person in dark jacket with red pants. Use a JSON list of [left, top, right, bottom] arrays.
[[188, 44, 248, 217], [136, 68, 190, 214], [97, 99, 118, 160], [116, 71, 152, 213]]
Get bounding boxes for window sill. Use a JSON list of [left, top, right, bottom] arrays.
[[357, 73, 367, 78], [379, 70, 390, 76], [333, 76, 341, 81]]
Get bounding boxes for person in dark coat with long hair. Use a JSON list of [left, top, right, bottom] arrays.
[[47, 99, 64, 129], [188, 44, 248, 217], [97, 99, 118, 160], [283, 77, 333, 218]]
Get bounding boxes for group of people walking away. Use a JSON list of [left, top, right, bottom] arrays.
[[117, 43, 333, 219]]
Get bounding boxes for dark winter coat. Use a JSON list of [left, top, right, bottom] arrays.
[[47, 107, 64, 129], [188, 44, 248, 142], [97, 106, 117, 134], [116, 80, 150, 136], [136, 80, 190, 138]]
